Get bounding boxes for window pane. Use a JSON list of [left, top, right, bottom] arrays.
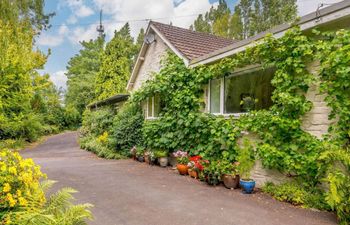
[[154, 95, 160, 117], [224, 68, 274, 113], [210, 79, 221, 113], [148, 97, 153, 117]]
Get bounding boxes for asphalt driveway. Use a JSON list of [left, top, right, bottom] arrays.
[[21, 132, 338, 225]]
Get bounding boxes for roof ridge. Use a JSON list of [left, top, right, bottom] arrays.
[[150, 21, 236, 43]]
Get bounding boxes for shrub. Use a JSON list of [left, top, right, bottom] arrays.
[[111, 103, 144, 155], [80, 136, 125, 160], [320, 148, 350, 224], [81, 107, 115, 137], [262, 182, 329, 210], [0, 149, 93, 224], [0, 149, 46, 215]]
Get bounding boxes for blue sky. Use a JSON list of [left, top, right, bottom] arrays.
[[36, 0, 238, 89], [36, 0, 338, 89]]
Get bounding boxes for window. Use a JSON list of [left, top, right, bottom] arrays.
[[209, 79, 221, 113], [208, 67, 274, 115], [146, 95, 162, 119]]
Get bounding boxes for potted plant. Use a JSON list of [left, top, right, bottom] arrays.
[[148, 150, 156, 165], [237, 139, 255, 194], [154, 150, 168, 167], [173, 150, 189, 175], [203, 160, 221, 186], [144, 150, 151, 164], [136, 146, 145, 162], [218, 160, 240, 189], [130, 146, 137, 160], [187, 156, 203, 178]]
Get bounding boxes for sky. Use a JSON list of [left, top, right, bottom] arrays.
[[36, 0, 343, 90]]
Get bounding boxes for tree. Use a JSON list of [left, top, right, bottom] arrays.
[[244, 0, 297, 38], [0, 0, 54, 32], [31, 73, 65, 131], [193, 14, 211, 33], [0, 21, 47, 141], [95, 23, 136, 100], [65, 37, 104, 121], [191, 0, 297, 40], [136, 28, 145, 52]]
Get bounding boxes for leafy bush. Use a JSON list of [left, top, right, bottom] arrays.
[[0, 149, 93, 224], [81, 107, 115, 137], [0, 139, 26, 150], [80, 136, 125, 160], [0, 149, 46, 214], [320, 148, 350, 224], [262, 182, 329, 209], [111, 103, 144, 155]]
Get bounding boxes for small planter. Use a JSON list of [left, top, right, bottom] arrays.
[[239, 179, 255, 194], [137, 156, 144, 162], [149, 158, 156, 165], [188, 169, 198, 178], [176, 164, 188, 175], [158, 157, 168, 167], [206, 174, 220, 186], [168, 154, 177, 167], [222, 174, 240, 189], [144, 155, 150, 164]]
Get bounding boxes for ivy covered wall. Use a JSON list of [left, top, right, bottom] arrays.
[[128, 27, 350, 223]]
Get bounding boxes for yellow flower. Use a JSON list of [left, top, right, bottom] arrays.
[[8, 166, 17, 175], [3, 183, 11, 193], [1, 164, 7, 172], [18, 197, 28, 206], [16, 189, 22, 196], [6, 193, 16, 207]]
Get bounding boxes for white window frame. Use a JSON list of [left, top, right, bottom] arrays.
[[208, 64, 267, 117], [146, 96, 160, 120]]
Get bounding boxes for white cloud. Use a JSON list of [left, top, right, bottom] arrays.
[[76, 5, 94, 17], [66, 0, 94, 18], [297, 0, 343, 16], [50, 70, 68, 89], [37, 34, 65, 47], [67, 15, 78, 24], [68, 24, 99, 44], [92, 0, 215, 39], [37, 24, 69, 47]]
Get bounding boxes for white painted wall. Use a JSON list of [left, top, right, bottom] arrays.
[[132, 34, 169, 91]]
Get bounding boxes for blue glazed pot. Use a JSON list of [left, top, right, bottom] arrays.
[[239, 179, 255, 194]]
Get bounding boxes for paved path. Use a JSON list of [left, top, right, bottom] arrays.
[[22, 132, 338, 225]]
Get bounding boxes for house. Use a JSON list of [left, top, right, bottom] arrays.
[[125, 0, 350, 186], [126, 21, 236, 118], [127, 0, 350, 137]]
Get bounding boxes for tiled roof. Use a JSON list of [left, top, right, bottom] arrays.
[[151, 21, 237, 60]]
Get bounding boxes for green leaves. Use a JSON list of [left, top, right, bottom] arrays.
[[95, 23, 137, 101]]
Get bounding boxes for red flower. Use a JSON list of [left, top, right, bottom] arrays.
[[194, 161, 204, 171], [190, 155, 202, 162]]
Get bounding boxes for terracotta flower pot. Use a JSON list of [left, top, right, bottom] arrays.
[[188, 169, 198, 178], [144, 155, 150, 164], [222, 174, 240, 189], [177, 164, 188, 175]]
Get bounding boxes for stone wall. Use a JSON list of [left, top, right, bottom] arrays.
[[301, 61, 333, 138], [132, 34, 168, 91], [245, 61, 334, 187]]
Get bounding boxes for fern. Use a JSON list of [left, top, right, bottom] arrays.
[[8, 181, 93, 225]]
